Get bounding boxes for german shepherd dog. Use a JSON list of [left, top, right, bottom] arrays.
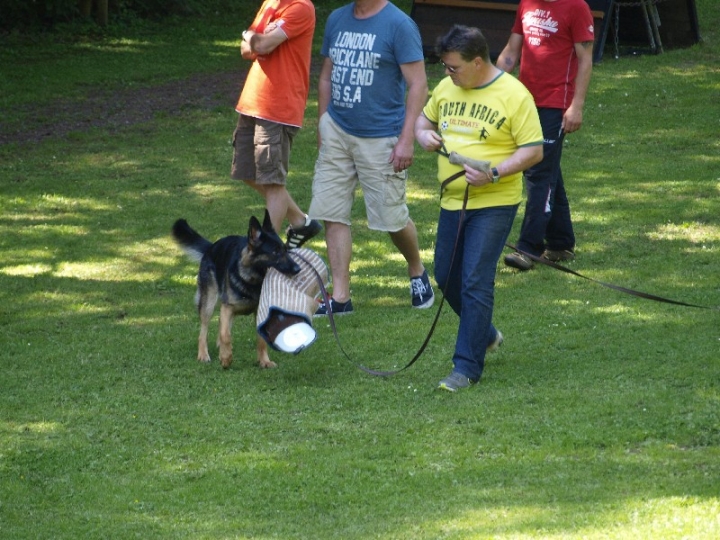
[[171, 210, 301, 369]]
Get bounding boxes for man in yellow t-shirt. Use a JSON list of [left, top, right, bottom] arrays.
[[233, 0, 321, 249], [415, 25, 543, 392]]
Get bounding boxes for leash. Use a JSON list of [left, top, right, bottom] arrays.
[[505, 244, 720, 310], [294, 145, 717, 376], [291, 250, 447, 376], [304, 146, 472, 377], [440, 142, 718, 311], [288, 165, 471, 377]]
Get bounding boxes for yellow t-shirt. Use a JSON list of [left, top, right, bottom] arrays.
[[423, 72, 543, 210]]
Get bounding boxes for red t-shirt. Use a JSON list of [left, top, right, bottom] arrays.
[[236, 0, 315, 127], [512, 0, 594, 109]]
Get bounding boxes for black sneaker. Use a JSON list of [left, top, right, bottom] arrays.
[[410, 270, 434, 309], [314, 297, 354, 317], [286, 217, 322, 249]]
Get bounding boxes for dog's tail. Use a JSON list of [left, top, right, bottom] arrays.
[[171, 219, 212, 262]]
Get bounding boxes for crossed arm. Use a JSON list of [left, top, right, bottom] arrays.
[[241, 23, 288, 60]]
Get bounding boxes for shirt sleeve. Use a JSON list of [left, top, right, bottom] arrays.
[[511, 0, 525, 35], [569, 1, 596, 44], [393, 17, 424, 65], [276, 1, 315, 41], [510, 89, 544, 148]]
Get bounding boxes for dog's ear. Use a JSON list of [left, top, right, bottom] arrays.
[[248, 215, 263, 245], [261, 209, 276, 233]]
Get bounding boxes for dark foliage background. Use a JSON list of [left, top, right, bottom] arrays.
[[1, 0, 241, 31]]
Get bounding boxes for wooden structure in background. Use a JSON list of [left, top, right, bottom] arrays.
[[610, 0, 700, 56], [410, 0, 700, 64]]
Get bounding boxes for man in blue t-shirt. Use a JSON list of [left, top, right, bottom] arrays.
[[309, 0, 434, 316]]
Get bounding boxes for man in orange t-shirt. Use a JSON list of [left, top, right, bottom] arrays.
[[232, 0, 321, 249]]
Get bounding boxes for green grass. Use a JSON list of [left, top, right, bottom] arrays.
[[1, 1, 719, 538]]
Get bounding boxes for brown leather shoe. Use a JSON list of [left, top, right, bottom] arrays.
[[504, 252, 534, 271], [542, 249, 575, 262]]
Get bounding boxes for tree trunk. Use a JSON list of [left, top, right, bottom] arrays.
[[96, 0, 109, 26], [78, 0, 93, 18]]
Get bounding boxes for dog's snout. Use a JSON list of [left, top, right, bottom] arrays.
[[287, 260, 302, 275], [276, 256, 301, 276]]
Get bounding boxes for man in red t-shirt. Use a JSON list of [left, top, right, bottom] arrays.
[[497, 0, 594, 270], [233, 0, 321, 249]]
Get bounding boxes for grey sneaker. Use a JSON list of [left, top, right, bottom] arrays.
[[410, 270, 435, 309], [504, 252, 534, 271], [542, 249, 575, 262], [437, 372, 476, 392], [286, 217, 322, 249], [487, 329, 504, 353]]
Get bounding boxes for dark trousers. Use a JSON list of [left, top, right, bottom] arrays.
[[515, 107, 575, 256]]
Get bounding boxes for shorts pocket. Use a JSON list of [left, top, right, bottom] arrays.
[[383, 171, 408, 205], [254, 129, 282, 174]]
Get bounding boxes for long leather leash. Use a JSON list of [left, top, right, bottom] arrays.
[[505, 244, 720, 310], [440, 144, 718, 311], [294, 149, 718, 376], [288, 171, 471, 377], [291, 249, 452, 376]]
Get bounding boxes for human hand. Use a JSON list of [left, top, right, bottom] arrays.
[[562, 105, 583, 133], [463, 164, 494, 187], [415, 129, 443, 153], [389, 138, 415, 173]]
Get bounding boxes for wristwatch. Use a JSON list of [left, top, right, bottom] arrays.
[[491, 167, 500, 183]]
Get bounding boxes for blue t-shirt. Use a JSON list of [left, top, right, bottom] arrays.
[[321, 2, 424, 138]]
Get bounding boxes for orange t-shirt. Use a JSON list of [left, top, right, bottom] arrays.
[[236, 0, 315, 127]]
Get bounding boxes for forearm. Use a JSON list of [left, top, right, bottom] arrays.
[[496, 33, 522, 73], [316, 59, 333, 147], [495, 145, 543, 178], [241, 28, 286, 57], [318, 80, 331, 118], [563, 42, 593, 131], [399, 79, 428, 147], [572, 50, 593, 109], [496, 49, 518, 73]]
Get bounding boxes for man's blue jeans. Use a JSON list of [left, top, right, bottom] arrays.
[[516, 107, 575, 256], [434, 204, 518, 381]]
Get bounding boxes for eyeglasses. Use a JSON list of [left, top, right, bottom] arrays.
[[440, 60, 459, 74]]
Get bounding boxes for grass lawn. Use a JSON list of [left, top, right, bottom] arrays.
[[1, 1, 719, 538]]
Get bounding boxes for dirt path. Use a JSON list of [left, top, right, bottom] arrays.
[[0, 70, 244, 146]]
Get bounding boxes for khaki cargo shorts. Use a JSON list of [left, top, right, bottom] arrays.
[[308, 113, 410, 232]]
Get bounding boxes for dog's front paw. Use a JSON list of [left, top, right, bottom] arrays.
[[197, 353, 211, 363], [220, 353, 233, 369], [258, 358, 277, 369]]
